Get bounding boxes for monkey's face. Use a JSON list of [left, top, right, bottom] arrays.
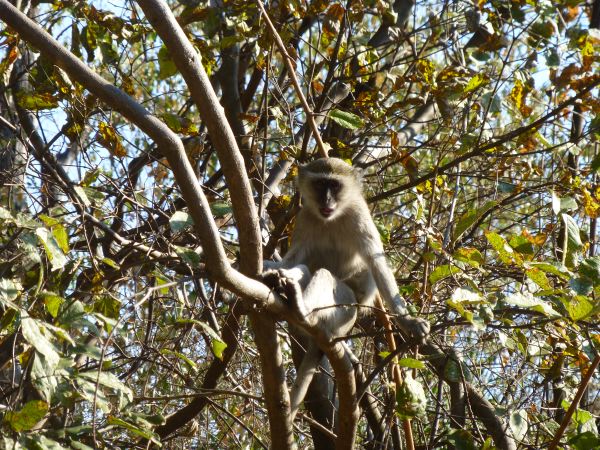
[[298, 158, 363, 221], [312, 178, 341, 218], [300, 176, 347, 220]]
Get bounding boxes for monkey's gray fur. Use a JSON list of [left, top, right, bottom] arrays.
[[263, 157, 430, 421]]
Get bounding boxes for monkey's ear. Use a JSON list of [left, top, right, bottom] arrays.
[[352, 166, 365, 182]]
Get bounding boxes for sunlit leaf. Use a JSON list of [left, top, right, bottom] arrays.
[[170, 210, 193, 232], [397, 358, 425, 370], [464, 73, 489, 94], [525, 267, 552, 290], [503, 292, 560, 318], [41, 292, 64, 318], [36, 228, 67, 271], [97, 122, 126, 157], [395, 372, 427, 419], [429, 265, 461, 284], [328, 109, 364, 129], [15, 91, 59, 110], [3, 400, 49, 432], [485, 232, 522, 265], [509, 410, 528, 441], [158, 45, 177, 79], [21, 316, 60, 368], [563, 295, 593, 322]]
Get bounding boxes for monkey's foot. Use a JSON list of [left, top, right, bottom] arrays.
[[261, 269, 309, 324], [396, 315, 430, 345]]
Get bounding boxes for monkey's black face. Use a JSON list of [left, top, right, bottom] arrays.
[[312, 178, 342, 219]]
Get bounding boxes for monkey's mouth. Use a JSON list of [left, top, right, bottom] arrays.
[[320, 207, 335, 218]]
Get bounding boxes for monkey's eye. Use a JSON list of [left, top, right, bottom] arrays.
[[313, 178, 341, 195], [328, 179, 341, 193]]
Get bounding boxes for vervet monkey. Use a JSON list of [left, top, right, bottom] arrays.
[[263, 157, 430, 420]]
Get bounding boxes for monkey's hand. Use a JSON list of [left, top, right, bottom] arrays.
[[260, 269, 310, 325], [396, 315, 430, 345]]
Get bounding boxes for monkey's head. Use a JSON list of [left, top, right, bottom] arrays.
[[297, 158, 363, 220]]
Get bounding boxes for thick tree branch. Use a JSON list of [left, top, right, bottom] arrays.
[[0, 0, 277, 307], [136, 0, 261, 276], [133, 3, 294, 447]]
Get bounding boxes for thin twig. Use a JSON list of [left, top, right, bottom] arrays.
[[548, 355, 600, 450], [256, 0, 328, 158]]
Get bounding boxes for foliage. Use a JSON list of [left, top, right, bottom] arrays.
[[0, 0, 599, 448]]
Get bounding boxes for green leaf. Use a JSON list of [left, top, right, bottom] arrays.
[[158, 45, 177, 79], [564, 295, 594, 322], [15, 91, 59, 110], [161, 349, 198, 371], [174, 245, 202, 267], [562, 213, 583, 249], [447, 430, 478, 450], [107, 416, 159, 442], [211, 339, 228, 361], [580, 256, 600, 284], [41, 291, 64, 318], [3, 400, 49, 432], [561, 213, 583, 268], [21, 316, 60, 368], [509, 235, 534, 256], [395, 372, 427, 419], [509, 409, 528, 441], [429, 264, 461, 284], [36, 227, 68, 271], [397, 358, 425, 369], [503, 292, 560, 317], [525, 267, 552, 290], [453, 201, 497, 241], [178, 318, 228, 360], [486, 231, 522, 265], [169, 210, 193, 232], [528, 262, 571, 280], [569, 431, 600, 450], [328, 109, 364, 129], [211, 201, 232, 218], [94, 295, 121, 320]]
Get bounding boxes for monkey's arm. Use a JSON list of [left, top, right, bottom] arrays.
[[363, 226, 430, 342]]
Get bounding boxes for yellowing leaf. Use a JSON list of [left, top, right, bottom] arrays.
[[509, 79, 532, 117], [162, 113, 199, 136], [15, 91, 59, 110], [3, 400, 49, 432], [464, 73, 489, 94], [97, 122, 126, 157], [158, 45, 177, 79], [582, 188, 600, 218], [416, 59, 434, 85], [580, 35, 594, 71]]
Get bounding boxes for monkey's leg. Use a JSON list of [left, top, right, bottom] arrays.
[[262, 265, 316, 325], [289, 342, 323, 422]]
